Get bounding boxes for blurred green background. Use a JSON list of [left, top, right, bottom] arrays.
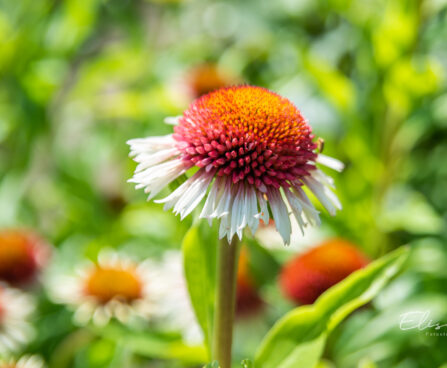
[[1, 0, 447, 367]]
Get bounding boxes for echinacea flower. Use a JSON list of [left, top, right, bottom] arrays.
[[236, 248, 263, 317], [0, 230, 50, 287], [128, 86, 343, 245], [49, 251, 157, 326], [0, 286, 35, 354], [48, 251, 201, 344], [0, 355, 45, 368], [280, 239, 369, 305]]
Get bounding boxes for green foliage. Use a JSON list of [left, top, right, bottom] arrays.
[[96, 323, 207, 365], [182, 222, 218, 358], [255, 247, 409, 368]]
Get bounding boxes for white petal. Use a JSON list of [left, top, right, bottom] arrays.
[[292, 185, 321, 226], [130, 158, 189, 200], [135, 147, 180, 172], [200, 176, 225, 219], [230, 183, 246, 240], [316, 153, 345, 172], [267, 188, 291, 245], [246, 187, 260, 234], [284, 187, 306, 235], [256, 191, 270, 225], [303, 177, 341, 216], [128, 134, 175, 156]]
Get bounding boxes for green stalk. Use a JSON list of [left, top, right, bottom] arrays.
[[212, 236, 241, 368]]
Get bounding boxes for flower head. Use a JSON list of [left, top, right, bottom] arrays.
[[280, 239, 369, 304], [48, 251, 155, 326], [0, 286, 35, 354], [48, 250, 201, 343], [128, 86, 343, 244], [0, 230, 50, 287]]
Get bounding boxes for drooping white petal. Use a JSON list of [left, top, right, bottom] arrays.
[[303, 176, 341, 216], [135, 147, 180, 172], [267, 188, 291, 245], [174, 171, 215, 220], [246, 187, 260, 234], [292, 185, 321, 226], [213, 178, 233, 219], [316, 153, 345, 172], [200, 176, 225, 221], [130, 158, 189, 200], [128, 134, 176, 156], [256, 191, 270, 225], [284, 187, 306, 235], [230, 183, 246, 240]]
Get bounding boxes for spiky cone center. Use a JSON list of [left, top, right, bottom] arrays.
[[128, 85, 344, 245], [0, 231, 45, 286], [174, 86, 317, 191], [280, 239, 369, 305], [83, 266, 143, 304]]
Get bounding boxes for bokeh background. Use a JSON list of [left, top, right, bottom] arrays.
[[1, 0, 447, 367]]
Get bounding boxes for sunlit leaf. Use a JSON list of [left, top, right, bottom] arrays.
[[182, 222, 218, 358], [255, 247, 409, 368], [96, 323, 207, 365]]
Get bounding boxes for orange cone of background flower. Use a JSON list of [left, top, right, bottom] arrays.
[[0, 230, 50, 286], [236, 248, 263, 317], [280, 239, 369, 305], [187, 63, 236, 98]]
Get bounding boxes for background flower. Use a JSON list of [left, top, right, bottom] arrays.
[[0, 286, 35, 354], [0, 230, 50, 287], [280, 239, 370, 305]]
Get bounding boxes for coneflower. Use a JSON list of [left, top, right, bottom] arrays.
[[280, 239, 369, 305], [128, 85, 343, 245], [0, 230, 50, 287], [128, 85, 343, 367]]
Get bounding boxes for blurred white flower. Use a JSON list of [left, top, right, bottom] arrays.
[[48, 251, 157, 327], [0, 286, 35, 354], [48, 250, 202, 344]]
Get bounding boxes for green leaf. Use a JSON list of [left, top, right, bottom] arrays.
[[255, 247, 409, 368], [182, 222, 218, 358], [241, 359, 254, 367], [96, 323, 207, 365], [245, 238, 280, 286], [203, 361, 220, 368]]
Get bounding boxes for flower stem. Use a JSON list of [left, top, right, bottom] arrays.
[[212, 236, 240, 368]]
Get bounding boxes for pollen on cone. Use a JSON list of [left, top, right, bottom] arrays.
[[280, 239, 369, 305], [174, 86, 317, 191]]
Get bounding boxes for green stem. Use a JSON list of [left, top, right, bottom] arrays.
[[212, 236, 241, 368]]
